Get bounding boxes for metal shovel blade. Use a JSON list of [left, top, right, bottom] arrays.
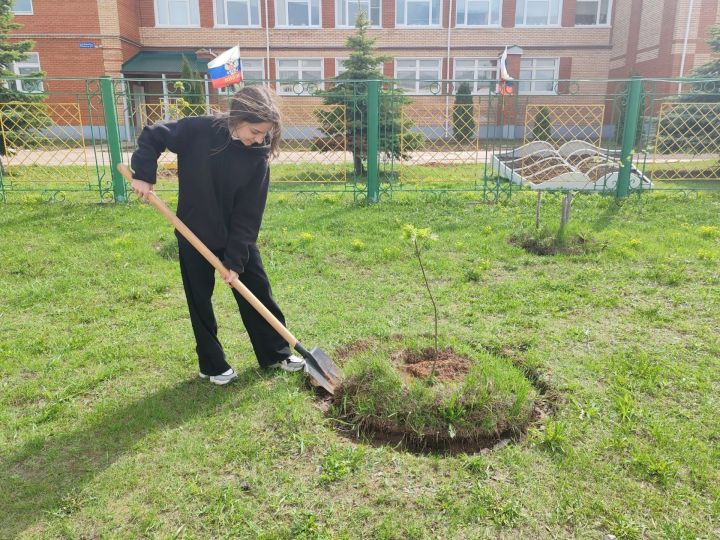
[[296, 343, 341, 394]]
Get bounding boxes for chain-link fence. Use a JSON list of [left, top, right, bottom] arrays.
[[0, 75, 718, 202]]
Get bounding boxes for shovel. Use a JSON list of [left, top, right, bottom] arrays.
[[117, 164, 341, 394]]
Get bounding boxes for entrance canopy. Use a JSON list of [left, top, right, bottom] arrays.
[[122, 52, 208, 75]]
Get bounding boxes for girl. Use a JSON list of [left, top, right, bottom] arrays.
[[130, 86, 305, 385]]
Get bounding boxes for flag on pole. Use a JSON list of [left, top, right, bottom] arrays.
[[208, 46, 243, 90], [496, 46, 514, 96]]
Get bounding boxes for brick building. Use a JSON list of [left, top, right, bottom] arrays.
[[9, 0, 718, 88]]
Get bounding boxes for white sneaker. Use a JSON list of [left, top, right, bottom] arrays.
[[199, 368, 237, 385], [268, 355, 306, 372]]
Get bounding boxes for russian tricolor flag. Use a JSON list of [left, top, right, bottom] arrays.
[[208, 46, 243, 90]]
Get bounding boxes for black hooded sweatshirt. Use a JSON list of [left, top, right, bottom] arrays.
[[130, 115, 271, 274]]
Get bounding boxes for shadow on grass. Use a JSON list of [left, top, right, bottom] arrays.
[[591, 197, 624, 232], [0, 366, 262, 538]]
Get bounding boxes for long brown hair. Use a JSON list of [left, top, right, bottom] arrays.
[[216, 85, 282, 158]]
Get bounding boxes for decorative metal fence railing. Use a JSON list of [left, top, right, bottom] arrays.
[[0, 75, 718, 202]]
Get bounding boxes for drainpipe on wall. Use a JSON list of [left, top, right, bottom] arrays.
[[264, 0, 271, 85], [161, 73, 170, 121], [120, 73, 132, 142], [444, 0, 454, 138], [677, 0, 697, 95], [204, 75, 210, 109]]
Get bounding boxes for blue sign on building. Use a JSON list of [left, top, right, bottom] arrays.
[[79, 42, 95, 49]]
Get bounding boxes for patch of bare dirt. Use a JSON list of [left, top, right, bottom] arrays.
[[392, 347, 471, 381]]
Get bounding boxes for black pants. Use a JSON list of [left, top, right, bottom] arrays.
[[178, 240, 291, 376]]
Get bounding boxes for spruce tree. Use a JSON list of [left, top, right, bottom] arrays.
[[0, 0, 47, 156], [452, 81, 475, 143], [315, 12, 420, 176], [655, 23, 720, 153]]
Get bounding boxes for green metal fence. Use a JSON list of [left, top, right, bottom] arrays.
[[0, 75, 718, 203]]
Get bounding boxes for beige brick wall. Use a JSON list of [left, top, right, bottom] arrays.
[[637, 0, 663, 52], [610, 0, 632, 62]]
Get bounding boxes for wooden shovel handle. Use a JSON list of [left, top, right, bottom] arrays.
[[117, 163, 299, 348]]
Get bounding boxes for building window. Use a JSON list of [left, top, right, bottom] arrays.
[[155, 0, 200, 26], [396, 0, 441, 26], [336, 58, 383, 77], [277, 59, 323, 94], [12, 0, 33, 14], [456, 0, 500, 26], [218, 59, 265, 94], [515, 0, 560, 25], [519, 58, 558, 94], [215, 0, 261, 26], [10, 53, 43, 93], [337, 0, 381, 27], [276, 0, 320, 26], [395, 59, 442, 94], [575, 0, 610, 25], [454, 58, 497, 93]]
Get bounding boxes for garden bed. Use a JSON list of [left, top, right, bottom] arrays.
[[493, 140, 653, 191]]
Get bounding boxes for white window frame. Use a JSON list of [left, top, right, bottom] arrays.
[[214, 0, 262, 27], [217, 59, 266, 94], [394, 58, 442, 95], [515, 0, 561, 26], [154, 0, 201, 27], [574, 0, 611, 26], [335, 58, 384, 77], [11, 0, 33, 14], [275, 0, 321, 27], [519, 57, 559, 95], [455, 0, 501, 27], [10, 52, 43, 93], [396, 0, 442, 27], [453, 58, 497, 94], [336, 0, 382, 27], [276, 58, 324, 95]]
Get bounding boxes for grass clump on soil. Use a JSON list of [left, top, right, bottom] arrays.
[[332, 340, 538, 452], [509, 225, 605, 256]]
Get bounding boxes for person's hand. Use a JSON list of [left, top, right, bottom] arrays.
[[223, 269, 239, 285], [131, 179, 154, 201]]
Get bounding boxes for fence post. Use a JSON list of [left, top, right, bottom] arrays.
[[100, 77, 127, 203], [617, 76, 643, 198], [366, 79, 380, 203]]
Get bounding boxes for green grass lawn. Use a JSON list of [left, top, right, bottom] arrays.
[[1, 191, 719, 539]]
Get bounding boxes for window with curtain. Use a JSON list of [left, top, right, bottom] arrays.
[[276, 0, 321, 26], [277, 59, 323, 94], [336, 0, 381, 27], [215, 0, 261, 26], [515, 0, 560, 25], [454, 58, 497, 93], [155, 0, 200, 26], [395, 58, 442, 94], [10, 53, 43, 93], [519, 58, 558, 94], [575, 0, 610, 25], [456, 0, 500, 26], [396, 0, 441, 26]]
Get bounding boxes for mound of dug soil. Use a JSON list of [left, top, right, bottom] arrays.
[[393, 347, 471, 381]]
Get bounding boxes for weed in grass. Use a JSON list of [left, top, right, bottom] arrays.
[[661, 520, 699, 540], [604, 513, 644, 540], [537, 419, 569, 454], [318, 444, 365, 483], [613, 391, 636, 424], [491, 500, 522, 528], [289, 512, 331, 540], [351, 238, 365, 251], [697, 225, 719, 238], [631, 451, 678, 487]]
